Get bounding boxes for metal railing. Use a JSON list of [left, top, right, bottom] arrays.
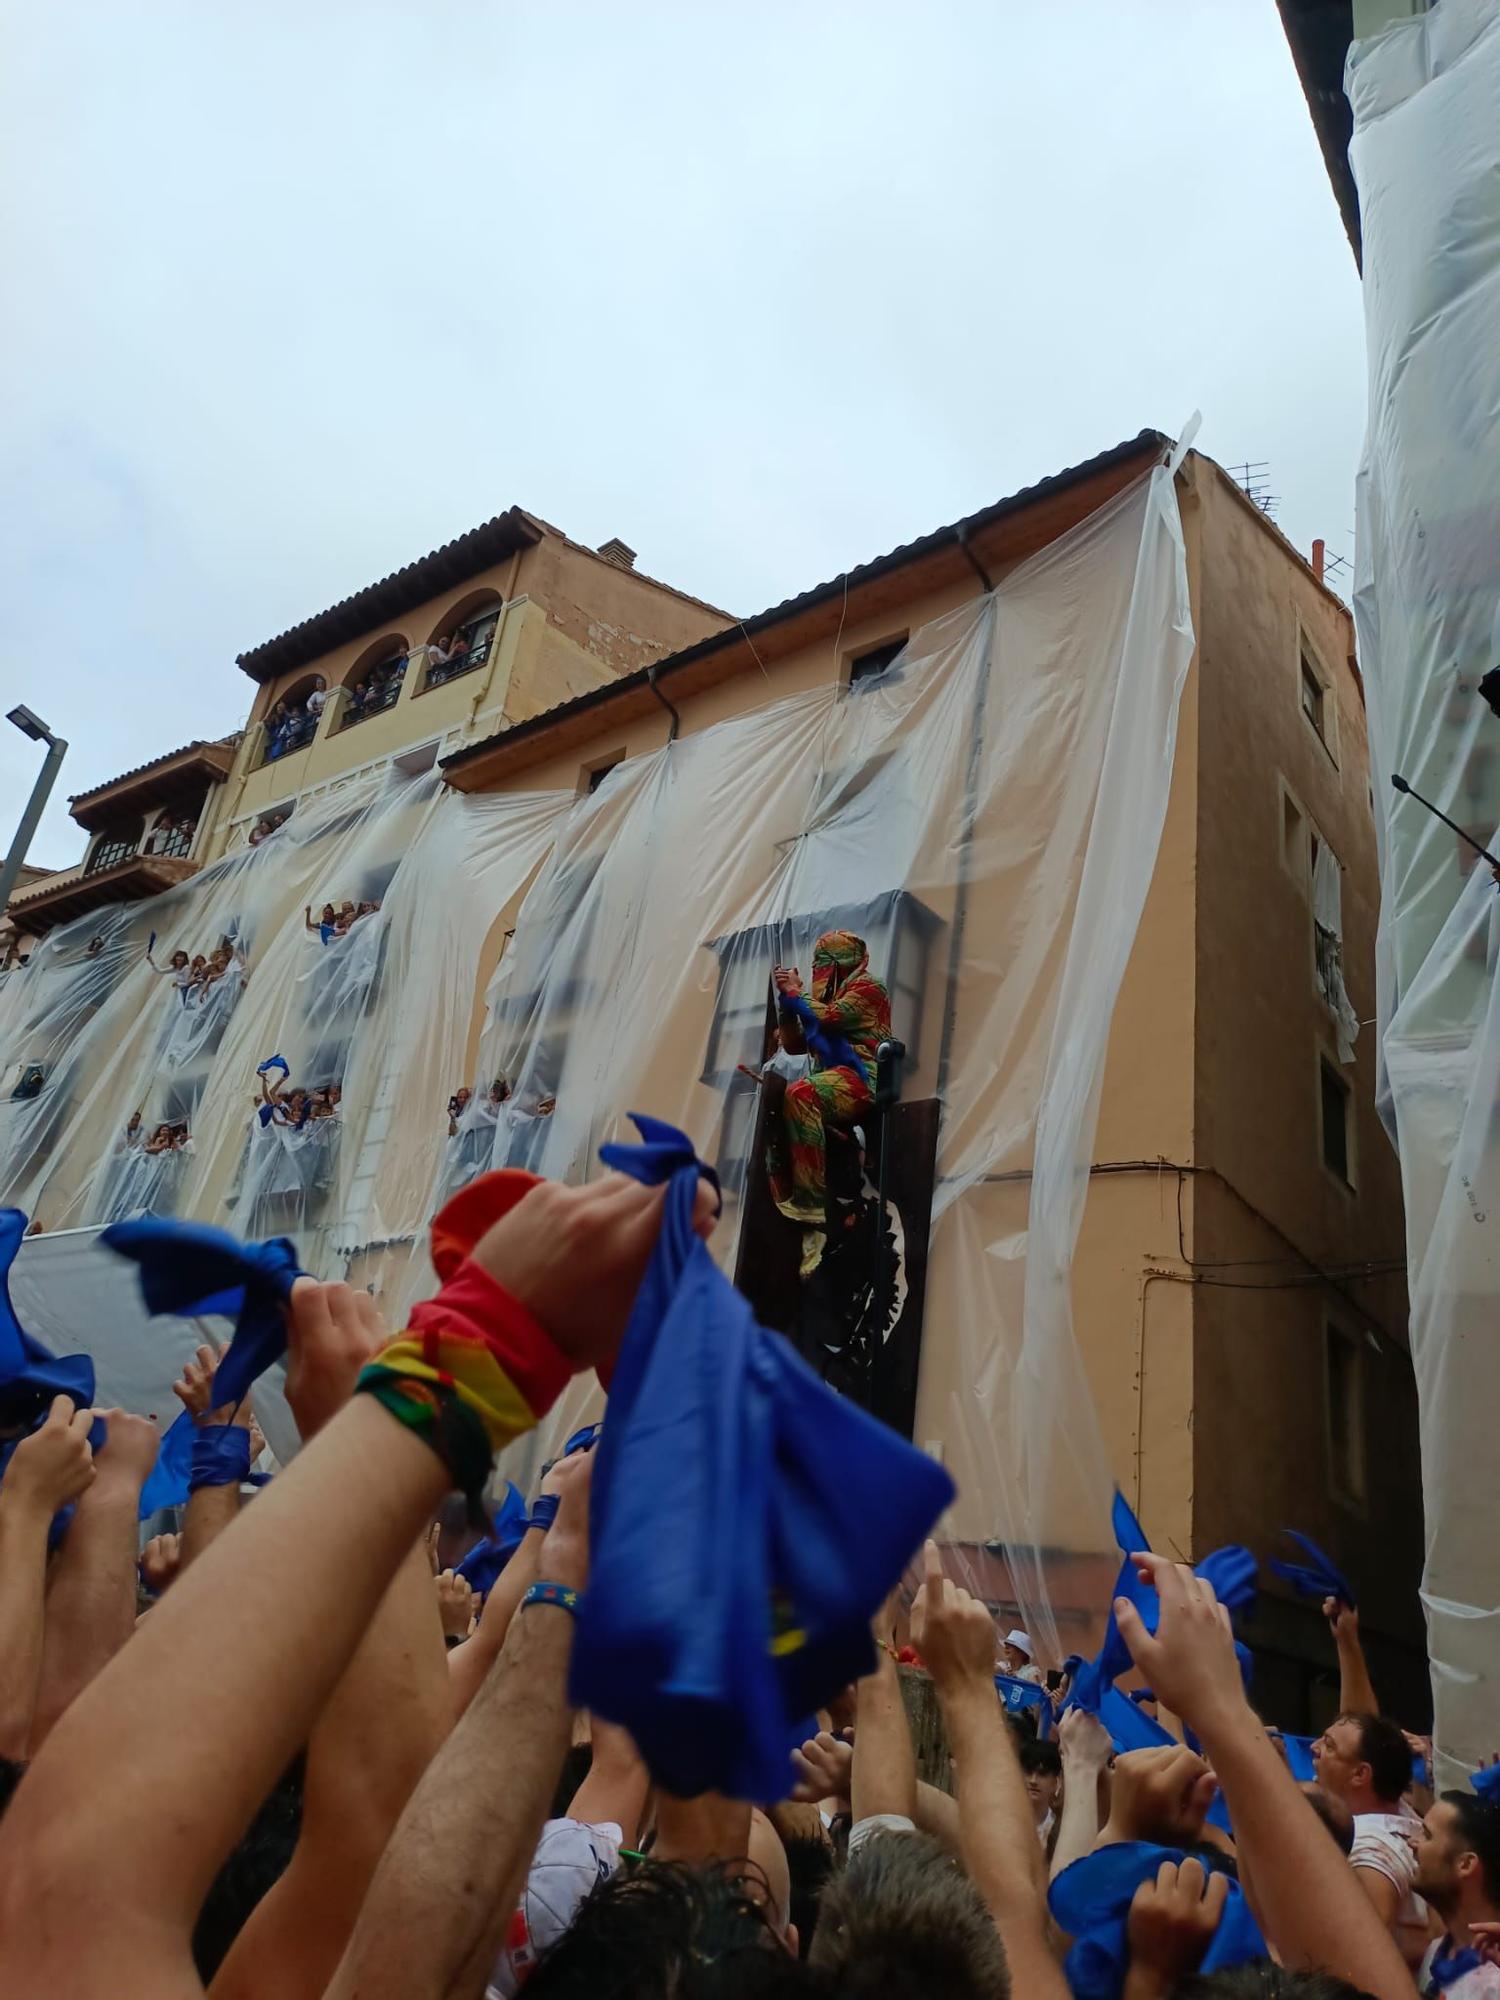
[[421, 629, 493, 692], [336, 662, 406, 730], [86, 835, 139, 875]]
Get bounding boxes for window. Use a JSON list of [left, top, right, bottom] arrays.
[[584, 754, 624, 795], [1325, 1324, 1367, 1506], [847, 635, 908, 693], [1320, 1056, 1352, 1184], [423, 605, 501, 691], [87, 827, 141, 875], [1300, 643, 1328, 743]]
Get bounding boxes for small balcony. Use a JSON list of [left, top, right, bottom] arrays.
[[335, 657, 407, 731], [417, 611, 499, 694], [9, 851, 201, 935]]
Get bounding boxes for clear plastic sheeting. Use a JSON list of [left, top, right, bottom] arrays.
[[1348, 0, 1500, 1783], [445, 465, 1193, 1650], [0, 467, 1191, 1652], [1312, 840, 1360, 1065]]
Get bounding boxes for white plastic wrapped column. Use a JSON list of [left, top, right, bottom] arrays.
[[1348, 0, 1500, 1784]]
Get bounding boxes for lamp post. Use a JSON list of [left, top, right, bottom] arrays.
[[0, 706, 68, 928]]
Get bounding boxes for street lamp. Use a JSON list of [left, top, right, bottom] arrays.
[[0, 706, 68, 930]]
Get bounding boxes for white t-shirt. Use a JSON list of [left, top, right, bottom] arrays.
[[1353, 1807, 1431, 1952], [763, 1047, 813, 1083], [305, 688, 327, 714]]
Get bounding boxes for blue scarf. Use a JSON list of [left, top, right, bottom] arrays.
[[0, 1208, 96, 1421], [1268, 1529, 1356, 1608], [571, 1114, 954, 1799], [454, 1480, 531, 1594], [1050, 1842, 1265, 2000], [101, 1218, 303, 1412]]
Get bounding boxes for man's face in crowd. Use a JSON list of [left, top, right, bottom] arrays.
[[1413, 1800, 1471, 1911], [1024, 1763, 1062, 1824], [1312, 1718, 1367, 1801], [998, 1644, 1028, 1676]]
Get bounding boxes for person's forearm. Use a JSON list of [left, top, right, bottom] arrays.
[[914, 1778, 962, 1854], [567, 1719, 649, 1842], [30, 1467, 144, 1749], [1198, 1698, 1410, 2000], [0, 1398, 448, 1974], [181, 1471, 241, 1571], [447, 1526, 543, 1716], [1049, 1756, 1107, 1881], [851, 1653, 917, 1824], [1336, 1629, 1378, 1717], [942, 1683, 1069, 2000], [212, 1537, 452, 2000], [0, 1495, 51, 1759], [327, 1599, 576, 2000]]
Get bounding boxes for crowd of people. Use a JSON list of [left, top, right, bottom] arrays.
[[344, 654, 406, 723], [257, 1061, 343, 1131], [248, 808, 293, 848], [146, 940, 251, 1005], [0, 1158, 1482, 2000], [120, 1110, 194, 1157], [265, 679, 329, 761], [305, 899, 382, 945]]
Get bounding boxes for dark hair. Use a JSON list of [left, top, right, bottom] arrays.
[[1339, 1713, 1413, 1805], [1442, 1792, 1500, 1904], [782, 1832, 836, 1957], [1301, 1783, 1355, 1855], [191, 1756, 304, 1980], [524, 1859, 816, 1998], [809, 1830, 1009, 1999], [1018, 1738, 1062, 1779], [1177, 1968, 1375, 2000]]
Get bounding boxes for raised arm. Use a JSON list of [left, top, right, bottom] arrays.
[[1049, 1703, 1113, 1881], [1327, 1597, 1379, 1717], [849, 1603, 918, 1829], [29, 1409, 159, 1749], [910, 1544, 1069, 2000], [0, 1398, 96, 1758], [171, 1344, 249, 1571], [1116, 1555, 1412, 2000], [326, 1451, 593, 2000]]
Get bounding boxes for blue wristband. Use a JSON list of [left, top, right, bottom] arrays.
[[521, 1579, 581, 1617], [528, 1493, 560, 1532], [189, 1425, 251, 1493]]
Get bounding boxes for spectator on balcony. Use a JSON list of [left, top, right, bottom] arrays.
[[352, 899, 381, 925], [305, 674, 329, 720], [142, 1122, 176, 1157], [122, 1111, 143, 1150], [308, 1083, 341, 1121], [446, 1085, 472, 1135], [307, 902, 339, 945], [146, 946, 194, 999], [427, 629, 471, 680]]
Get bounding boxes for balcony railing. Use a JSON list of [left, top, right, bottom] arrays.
[[263, 709, 319, 764], [421, 626, 495, 692], [152, 822, 196, 859], [336, 661, 407, 731], [86, 836, 140, 876]]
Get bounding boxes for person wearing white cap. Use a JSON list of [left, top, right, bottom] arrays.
[[998, 1628, 1044, 1684]]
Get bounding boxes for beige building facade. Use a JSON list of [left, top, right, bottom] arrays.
[[0, 439, 1423, 1725]]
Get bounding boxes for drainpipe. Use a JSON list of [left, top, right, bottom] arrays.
[[646, 662, 681, 742]]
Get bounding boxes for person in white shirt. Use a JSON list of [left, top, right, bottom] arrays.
[[998, 1628, 1044, 1685], [1018, 1736, 1062, 1848], [1314, 1710, 1428, 1962], [1412, 1790, 1500, 2000]]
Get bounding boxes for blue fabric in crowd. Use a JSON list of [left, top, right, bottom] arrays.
[[190, 1423, 252, 1492], [996, 1673, 1052, 1731], [1066, 1490, 1256, 1746], [1050, 1841, 1265, 2000], [454, 1480, 530, 1594], [563, 1421, 603, 1457], [101, 1217, 302, 1412], [1472, 1763, 1500, 1802], [781, 992, 863, 1076], [256, 1054, 289, 1079], [0, 1208, 96, 1420], [1282, 1733, 1317, 1782], [1100, 1685, 1178, 1754], [319, 923, 336, 946], [1268, 1529, 1356, 1610], [574, 1113, 954, 1799], [138, 1410, 196, 1516]]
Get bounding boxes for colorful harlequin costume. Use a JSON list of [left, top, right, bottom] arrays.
[[766, 930, 892, 1224]]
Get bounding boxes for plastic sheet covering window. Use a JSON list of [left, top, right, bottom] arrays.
[[1312, 837, 1360, 1065], [1347, 0, 1500, 1787], [0, 466, 1191, 1651]]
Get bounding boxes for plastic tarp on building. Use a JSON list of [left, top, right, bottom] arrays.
[[0, 463, 1192, 1646], [1348, 0, 1500, 1784]]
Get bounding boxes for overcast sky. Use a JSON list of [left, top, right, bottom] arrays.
[[1, 1, 1364, 868]]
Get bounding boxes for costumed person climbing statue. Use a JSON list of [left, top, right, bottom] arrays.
[[766, 929, 891, 1234]]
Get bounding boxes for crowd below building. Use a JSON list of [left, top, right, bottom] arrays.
[[0, 1158, 1486, 2000]]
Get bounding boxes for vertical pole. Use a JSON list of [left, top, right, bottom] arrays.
[[0, 735, 68, 923]]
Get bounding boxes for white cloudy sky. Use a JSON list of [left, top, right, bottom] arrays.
[[1, 1, 1364, 868]]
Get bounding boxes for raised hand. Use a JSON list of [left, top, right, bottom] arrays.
[[908, 1539, 997, 1696], [6, 1396, 96, 1516], [172, 1342, 237, 1426], [1114, 1554, 1244, 1738], [139, 1532, 182, 1597], [434, 1568, 475, 1640], [1126, 1856, 1229, 1997], [91, 1409, 162, 1489], [790, 1728, 853, 1806], [284, 1279, 389, 1439], [1324, 1595, 1360, 1646], [772, 965, 803, 998], [467, 1172, 717, 1377], [538, 1445, 592, 1589], [1059, 1703, 1114, 1772], [1103, 1744, 1218, 1847]]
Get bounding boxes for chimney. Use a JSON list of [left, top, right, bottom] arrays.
[[597, 537, 637, 571], [1312, 537, 1326, 584]]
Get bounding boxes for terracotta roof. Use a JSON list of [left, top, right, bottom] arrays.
[[68, 739, 238, 832], [8, 853, 200, 934], [441, 429, 1171, 786]]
